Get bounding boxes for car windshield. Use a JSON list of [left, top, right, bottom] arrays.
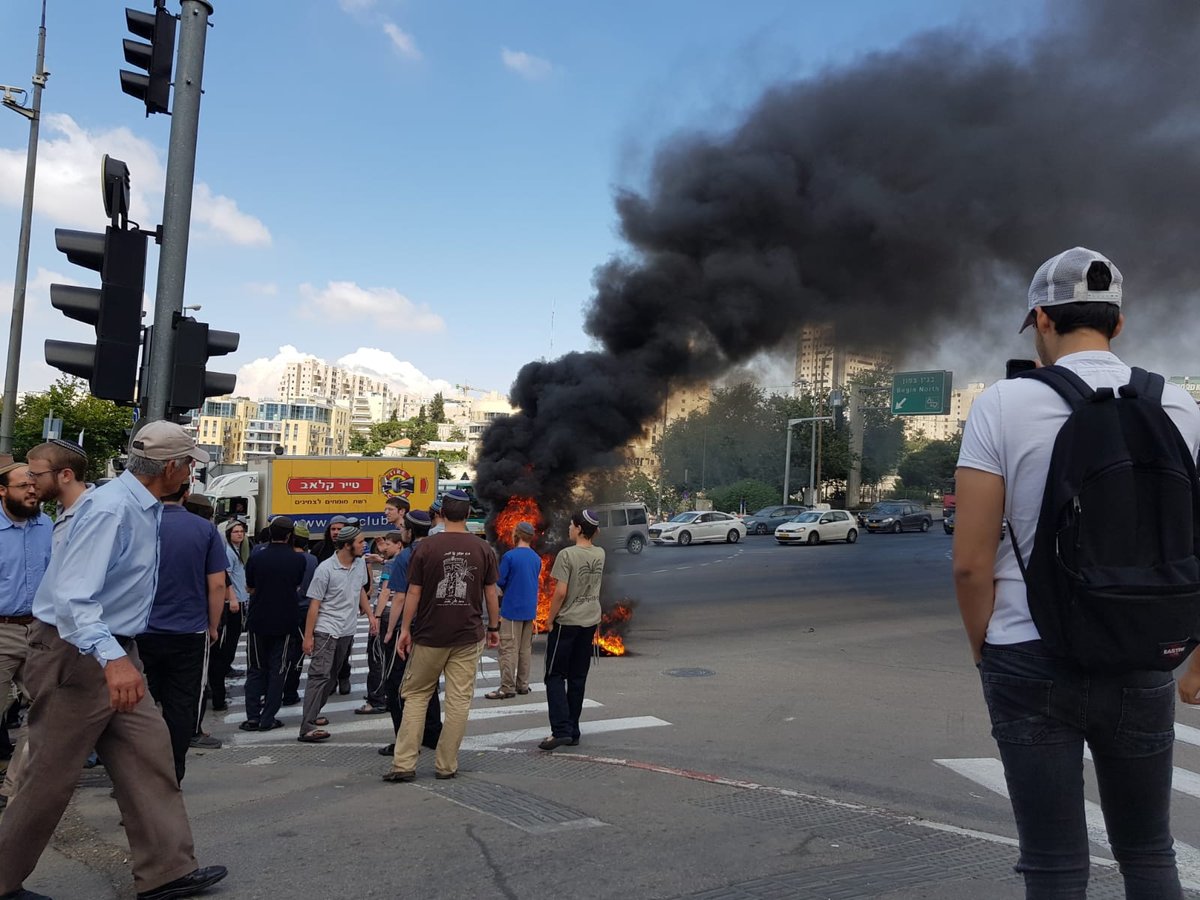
[[751, 507, 780, 517], [669, 513, 700, 523], [871, 504, 903, 514], [791, 512, 822, 523]]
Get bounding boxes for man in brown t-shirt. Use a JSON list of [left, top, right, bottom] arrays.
[[385, 491, 499, 781]]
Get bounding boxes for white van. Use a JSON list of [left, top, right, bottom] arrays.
[[591, 502, 651, 554]]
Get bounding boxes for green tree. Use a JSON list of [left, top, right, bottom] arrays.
[[708, 479, 779, 514], [12, 377, 133, 481], [897, 434, 962, 501], [448, 427, 466, 442], [430, 392, 446, 423]]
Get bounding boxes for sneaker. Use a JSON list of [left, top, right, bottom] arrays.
[[190, 733, 223, 749]]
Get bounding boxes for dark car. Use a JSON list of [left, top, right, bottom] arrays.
[[742, 504, 807, 535], [860, 501, 932, 534], [944, 511, 955, 535]]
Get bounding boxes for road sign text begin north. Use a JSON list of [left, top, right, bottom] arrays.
[[891, 370, 952, 416]]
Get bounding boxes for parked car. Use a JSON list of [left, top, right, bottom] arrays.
[[775, 510, 859, 545], [591, 501, 651, 554], [859, 501, 933, 534], [944, 511, 955, 535], [649, 511, 747, 546], [742, 504, 807, 535]]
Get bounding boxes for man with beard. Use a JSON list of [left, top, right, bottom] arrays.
[[0, 420, 227, 900], [312, 515, 355, 695], [0, 463, 52, 815]]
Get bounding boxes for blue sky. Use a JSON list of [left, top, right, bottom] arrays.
[[0, 0, 1045, 401]]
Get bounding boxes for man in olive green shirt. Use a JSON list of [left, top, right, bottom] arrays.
[[540, 509, 605, 751]]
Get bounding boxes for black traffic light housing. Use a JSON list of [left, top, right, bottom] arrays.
[[120, 1, 176, 116], [46, 226, 147, 404], [167, 316, 239, 416]]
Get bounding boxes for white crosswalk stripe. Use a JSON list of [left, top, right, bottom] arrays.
[[217, 620, 670, 750], [936, 744, 1200, 891]]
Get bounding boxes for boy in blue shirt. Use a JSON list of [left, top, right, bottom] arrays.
[[486, 521, 541, 700]]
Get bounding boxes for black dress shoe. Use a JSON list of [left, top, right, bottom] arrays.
[[227, 668, 245, 678], [378, 743, 395, 756], [538, 736, 574, 751], [136, 866, 227, 900], [1, 889, 54, 899]]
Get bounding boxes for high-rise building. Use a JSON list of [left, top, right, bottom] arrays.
[[623, 382, 713, 475], [903, 382, 986, 442], [793, 324, 894, 395], [195, 396, 352, 463], [279, 359, 393, 427]]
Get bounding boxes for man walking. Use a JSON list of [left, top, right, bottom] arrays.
[[378, 510, 442, 757], [282, 522, 318, 706], [0, 463, 52, 815], [298, 525, 376, 742], [385, 491, 499, 782], [242, 517, 306, 732], [358, 530, 402, 715], [0, 420, 227, 900], [955, 247, 1200, 898], [136, 485, 227, 783]]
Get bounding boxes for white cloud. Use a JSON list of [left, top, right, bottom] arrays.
[[234, 345, 456, 402], [192, 183, 272, 247], [338, 0, 377, 12], [0, 114, 270, 246], [383, 22, 421, 60], [336, 348, 456, 397], [501, 48, 553, 80], [298, 281, 444, 332], [234, 345, 320, 401]]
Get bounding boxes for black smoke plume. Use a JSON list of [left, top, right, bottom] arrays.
[[477, 0, 1200, 515]]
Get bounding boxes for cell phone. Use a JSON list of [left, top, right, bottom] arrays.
[[1006, 359, 1036, 379]]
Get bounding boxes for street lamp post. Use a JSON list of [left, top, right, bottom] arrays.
[[783, 415, 832, 505], [0, 0, 49, 454]]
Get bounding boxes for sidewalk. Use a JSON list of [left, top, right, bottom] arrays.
[[9, 739, 1178, 899]]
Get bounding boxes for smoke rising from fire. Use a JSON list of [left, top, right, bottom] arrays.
[[478, 0, 1200, 511]]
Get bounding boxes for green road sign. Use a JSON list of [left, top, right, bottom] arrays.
[[892, 370, 952, 416]]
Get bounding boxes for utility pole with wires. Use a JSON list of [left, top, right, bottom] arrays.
[[0, 0, 50, 454]]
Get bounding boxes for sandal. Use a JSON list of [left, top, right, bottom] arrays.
[[314, 717, 329, 727], [516, 687, 531, 695], [238, 720, 260, 731], [354, 704, 388, 715], [484, 690, 515, 700], [297, 730, 331, 743], [258, 718, 284, 731]]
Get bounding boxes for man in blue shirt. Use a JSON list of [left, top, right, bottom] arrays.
[[0, 462, 52, 805], [0, 421, 228, 900], [486, 520, 542, 700], [137, 485, 227, 784]]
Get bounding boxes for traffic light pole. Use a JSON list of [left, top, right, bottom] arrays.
[[143, 0, 212, 422], [0, 1, 49, 454]]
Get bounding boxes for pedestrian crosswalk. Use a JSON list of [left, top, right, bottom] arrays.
[[213, 620, 670, 751], [935, 709, 1200, 891]]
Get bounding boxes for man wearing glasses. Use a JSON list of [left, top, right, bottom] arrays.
[[0, 461, 52, 816]]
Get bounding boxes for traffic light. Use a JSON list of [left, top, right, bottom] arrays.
[[45, 226, 147, 404], [120, 1, 176, 115], [168, 317, 239, 415]]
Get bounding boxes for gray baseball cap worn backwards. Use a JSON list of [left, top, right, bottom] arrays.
[[1021, 246, 1123, 333], [130, 421, 210, 463]]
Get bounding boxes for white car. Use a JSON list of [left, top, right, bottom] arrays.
[[775, 510, 859, 545], [649, 511, 747, 546]]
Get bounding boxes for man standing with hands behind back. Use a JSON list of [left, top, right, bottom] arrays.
[[0, 421, 227, 900]]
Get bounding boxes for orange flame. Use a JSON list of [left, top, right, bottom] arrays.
[[494, 495, 631, 654]]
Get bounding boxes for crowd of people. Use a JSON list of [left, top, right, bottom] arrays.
[[0, 421, 608, 900]]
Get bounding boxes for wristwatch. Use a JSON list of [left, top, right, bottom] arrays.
[[487, 626, 500, 633]]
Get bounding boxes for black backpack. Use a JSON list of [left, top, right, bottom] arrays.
[[1008, 365, 1200, 672]]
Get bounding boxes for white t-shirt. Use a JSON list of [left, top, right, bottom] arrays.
[[958, 350, 1200, 645], [308, 555, 368, 638]]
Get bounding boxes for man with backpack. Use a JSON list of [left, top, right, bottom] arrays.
[[954, 246, 1200, 898]]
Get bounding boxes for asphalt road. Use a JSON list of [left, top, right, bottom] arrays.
[[15, 528, 1200, 898]]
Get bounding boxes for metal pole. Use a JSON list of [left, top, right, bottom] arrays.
[[782, 423, 794, 504], [143, 0, 213, 422], [808, 420, 818, 506], [0, 0, 49, 453], [847, 382, 865, 509]]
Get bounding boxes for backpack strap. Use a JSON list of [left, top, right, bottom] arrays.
[[1121, 367, 1165, 404], [1015, 365, 1095, 411]]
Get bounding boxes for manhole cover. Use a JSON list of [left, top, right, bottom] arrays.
[[664, 667, 716, 677]]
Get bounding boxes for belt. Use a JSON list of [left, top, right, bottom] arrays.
[[0, 615, 33, 626]]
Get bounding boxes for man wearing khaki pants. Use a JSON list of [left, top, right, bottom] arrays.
[[0, 422, 227, 900], [384, 490, 500, 782], [485, 521, 540, 700]]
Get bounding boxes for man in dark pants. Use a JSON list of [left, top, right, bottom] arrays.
[[282, 522, 318, 706], [136, 485, 226, 783], [242, 517, 306, 731], [378, 510, 442, 756], [358, 531, 402, 715]]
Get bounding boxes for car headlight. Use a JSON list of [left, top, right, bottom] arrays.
[[881, 517, 894, 524]]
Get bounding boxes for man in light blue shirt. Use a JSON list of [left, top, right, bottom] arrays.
[[0, 461, 52, 789], [0, 421, 228, 900]]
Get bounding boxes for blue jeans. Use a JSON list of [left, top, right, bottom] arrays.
[[979, 640, 1182, 899]]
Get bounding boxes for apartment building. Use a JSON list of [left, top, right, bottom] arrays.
[[793, 324, 894, 394], [902, 382, 986, 442], [623, 383, 713, 474], [195, 396, 352, 463]]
